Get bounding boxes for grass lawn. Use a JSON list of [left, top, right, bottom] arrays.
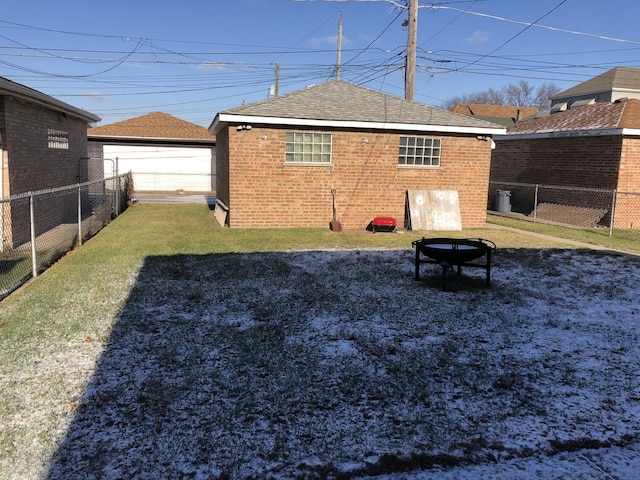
[[1, 204, 639, 479], [487, 214, 640, 255]]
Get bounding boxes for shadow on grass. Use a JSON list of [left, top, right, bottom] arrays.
[[43, 248, 639, 479]]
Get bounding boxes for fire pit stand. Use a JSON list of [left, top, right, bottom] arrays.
[[412, 237, 496, 290]]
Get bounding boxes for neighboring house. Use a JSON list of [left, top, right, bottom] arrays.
[[0, 76, 100, 246], [88, 112, 216, 193], [491, 98, 640, 228], [550, 66, 640, 113], [209, 81, 504, 230], [451, 103, 539, 127]]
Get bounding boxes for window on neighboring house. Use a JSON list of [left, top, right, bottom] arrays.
[[48, 129, 69, 150], [285, 132, 332, 164], [398, 136, 441, 167]]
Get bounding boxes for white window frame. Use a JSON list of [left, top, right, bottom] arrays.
[[285, 132, 332, 165], [398, 136, 441, 167]]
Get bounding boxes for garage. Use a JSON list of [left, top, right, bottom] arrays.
[[103, 145, 214, 192], [88, 112, 216, 193]]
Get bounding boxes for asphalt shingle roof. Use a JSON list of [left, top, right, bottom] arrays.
[[505, 98, 640, 135], [217, 81, 503, 130], [452, 103, 539, 119], [88, 112, 215, 141], [552, 66, 640, 99]]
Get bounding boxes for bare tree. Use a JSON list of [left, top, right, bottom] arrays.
[[444, 80, 561, 111], [504, 80, 535, 107], [533, 82, 562, 110]]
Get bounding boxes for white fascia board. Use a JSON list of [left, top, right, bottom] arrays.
[[495, 128, 632, 141], [87, 134, 215, 144], [213, 113, 505, 136]]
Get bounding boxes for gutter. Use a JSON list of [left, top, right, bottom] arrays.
[[87, 134, 216, 145], [210, 113, 506, 136], [495, 128, 640, 141]]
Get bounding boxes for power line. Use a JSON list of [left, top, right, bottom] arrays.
[[429, 4, 640, 47], [454, 1, 568, 72]]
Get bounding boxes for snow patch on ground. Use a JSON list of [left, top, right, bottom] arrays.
[[2, 248, 640, 479]]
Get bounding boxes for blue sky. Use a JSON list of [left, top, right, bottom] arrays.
[[1, 0, 639, 127]]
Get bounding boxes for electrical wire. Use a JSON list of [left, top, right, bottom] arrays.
[[454, 1, 568, 72]]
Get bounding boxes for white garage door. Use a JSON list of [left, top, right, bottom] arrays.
[[104, 145, 214, 192]]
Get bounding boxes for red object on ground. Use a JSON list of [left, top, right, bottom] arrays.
[[371, 217, 396, 233]]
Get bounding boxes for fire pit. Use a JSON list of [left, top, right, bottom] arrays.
[[412, 237, 496, 290]]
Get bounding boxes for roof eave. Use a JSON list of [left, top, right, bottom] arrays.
[[0, 78, 100, 123], [87, 134, 215, 144], [211, 113, 505, 136], [494, 128, 640, 140]]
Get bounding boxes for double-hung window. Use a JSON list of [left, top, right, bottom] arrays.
[[285, 132, 332, 164], [398, 136, 441, 167]]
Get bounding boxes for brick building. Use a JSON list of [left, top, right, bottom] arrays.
[[209, 81, 504, 230], [0, 77, 99, 246], [490, 98, 640, 228]]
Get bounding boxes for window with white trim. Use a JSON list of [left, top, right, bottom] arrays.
[[285, 132, 332, 164], [48, 129, 69, 150], [398, 136, 441, 166]]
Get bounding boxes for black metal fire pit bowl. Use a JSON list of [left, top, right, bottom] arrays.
[[411, 237, 496, 291]]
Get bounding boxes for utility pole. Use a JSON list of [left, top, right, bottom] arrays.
[[335, 10, 343, 80], [405, 0, 418, 101], [275, 62, 280, 96]]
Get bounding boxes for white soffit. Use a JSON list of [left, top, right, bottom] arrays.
[[212, 114, 506, 136]]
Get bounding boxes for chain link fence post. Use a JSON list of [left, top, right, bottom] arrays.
[[77, 183, 83, 247], [533, 184, 539, 223], [29, 193, 37, 278], [609, 189, 617, 238]]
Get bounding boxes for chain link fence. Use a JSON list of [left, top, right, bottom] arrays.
[[489, 181, 640, 241], [0, 173, 133, 300]]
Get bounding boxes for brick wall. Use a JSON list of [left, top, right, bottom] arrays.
[[2, 96, 92, 244], [223, 126, 492, 229], [490, 135, 623, 212], [613, 137, 640, 228], [4, 96, 89, 195], [491, 135, 622, 188]]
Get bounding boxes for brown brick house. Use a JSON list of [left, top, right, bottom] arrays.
[[0, 76, 100, 246], [491, 98, 640, 228], [209, 81, 504, 230]]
